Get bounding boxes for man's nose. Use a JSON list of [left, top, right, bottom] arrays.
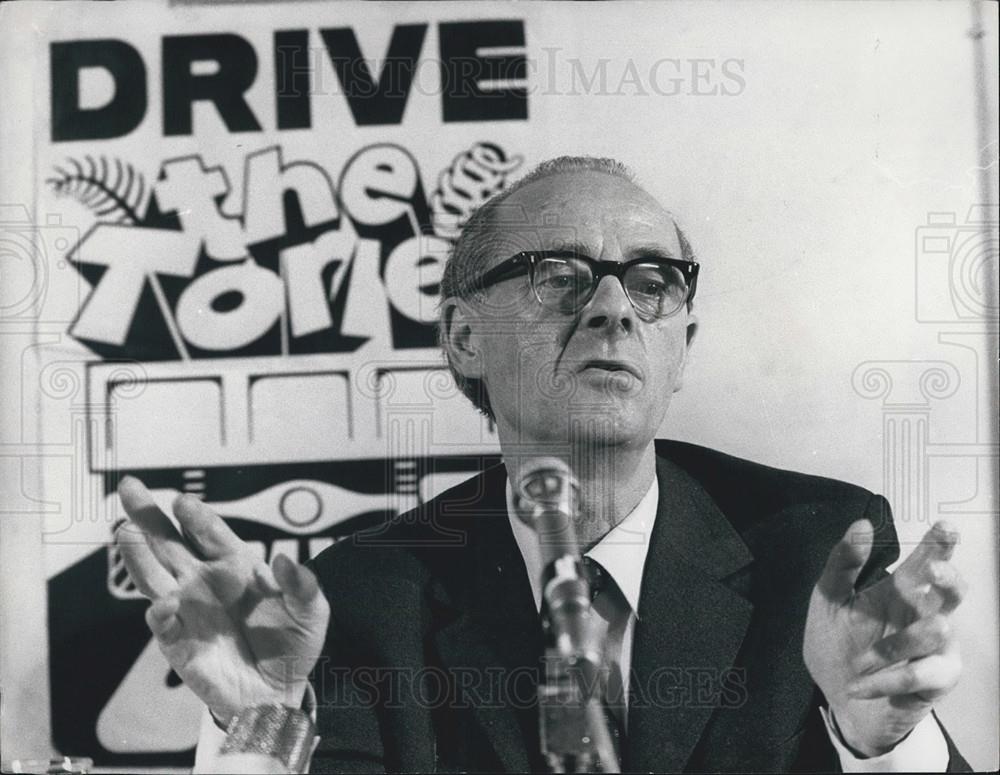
[[582, 275, 635, 336]]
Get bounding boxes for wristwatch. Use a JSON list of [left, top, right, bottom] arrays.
[[220, 702, 317, 774]]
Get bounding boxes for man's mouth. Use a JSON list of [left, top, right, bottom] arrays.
[[579, 360, 643, 381]]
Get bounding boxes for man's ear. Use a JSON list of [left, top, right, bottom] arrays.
[[686, 313, 698, 348], [441, 297, 484, 379], [672, 311, 698, 393]]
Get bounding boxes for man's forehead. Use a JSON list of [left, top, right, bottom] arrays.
[[490, 171, 684, 259]]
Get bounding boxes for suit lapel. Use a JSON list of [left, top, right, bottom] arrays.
[[429, 463, 543, 772], [626, 454, 755, 772]]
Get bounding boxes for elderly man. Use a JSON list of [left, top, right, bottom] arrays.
[[117, 157, 968, 773]]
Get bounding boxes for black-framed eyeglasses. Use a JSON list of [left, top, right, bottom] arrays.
[[471, 250, 699, 321]]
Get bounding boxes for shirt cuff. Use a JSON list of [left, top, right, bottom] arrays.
[[820, 706, 950, 773], [193, 705, 229, 774], [192, 685, 319, 774]]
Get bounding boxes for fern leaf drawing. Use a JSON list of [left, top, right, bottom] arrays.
[[46, 155, 148, 224]]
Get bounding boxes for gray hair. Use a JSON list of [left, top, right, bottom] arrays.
[[438, 155, 692, 420]]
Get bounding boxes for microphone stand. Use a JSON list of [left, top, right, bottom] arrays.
[[539, 606, 620, 773], [514, 460, 621, 774]]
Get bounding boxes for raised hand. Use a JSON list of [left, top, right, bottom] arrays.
[[804, 519, 965, 756], [115, 476, 330, 724]]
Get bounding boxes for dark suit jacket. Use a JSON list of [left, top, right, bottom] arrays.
[[308, 440, 969, 772]]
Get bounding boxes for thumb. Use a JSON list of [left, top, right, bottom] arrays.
[[816, 519, 873, 604], [272, 553, 326, 623]]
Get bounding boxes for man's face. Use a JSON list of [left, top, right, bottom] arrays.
[[453, 171, 697, 451]]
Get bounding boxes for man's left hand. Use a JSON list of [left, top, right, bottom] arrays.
[[804, 519, 965, 757]]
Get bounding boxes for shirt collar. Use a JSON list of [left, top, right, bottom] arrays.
[[505, 473, 659, 619]]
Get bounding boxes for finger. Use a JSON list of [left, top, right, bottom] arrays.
[[896, 521, 960, 587], [115, 521, 179, 599], [171, 492, 243, 560], [118, 476, 196, 576], [847, 651, 961, 699], [253, 561, 282, 597], [145, 595, 183, 645], [816, 519, 873, 604], [928, 560, 967, 614], [852, 614, 952, 674], [272, 553, 327, 624]]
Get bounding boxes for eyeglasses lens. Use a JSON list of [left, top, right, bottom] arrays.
[[533, 258, 594, 314], [624, 263, 688, 318], [533, 257, 688, 319]]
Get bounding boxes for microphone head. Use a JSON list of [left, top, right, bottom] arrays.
[[512, 457, 580, 533]]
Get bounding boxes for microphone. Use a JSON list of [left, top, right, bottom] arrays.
[[514, 458, 619, 773], [512, 459, 602, 678]]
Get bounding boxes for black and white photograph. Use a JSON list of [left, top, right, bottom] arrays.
[[0, 1, 996, 772]]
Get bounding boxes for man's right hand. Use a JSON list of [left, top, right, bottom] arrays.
[[115, 476, 330, 725]]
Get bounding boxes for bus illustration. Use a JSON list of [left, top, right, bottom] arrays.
[[89, 350, 500, 595]]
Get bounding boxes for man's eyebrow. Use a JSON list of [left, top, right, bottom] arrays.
[[549, 240, 596, 257], [547, 241, 679, 260], [625, 243, 680, 261]]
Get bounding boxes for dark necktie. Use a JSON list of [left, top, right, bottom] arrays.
[[582, 557, 627, 760], [583, 555, 606, 602]]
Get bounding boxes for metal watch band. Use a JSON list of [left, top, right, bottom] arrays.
[[220, 703, 316, 773]]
